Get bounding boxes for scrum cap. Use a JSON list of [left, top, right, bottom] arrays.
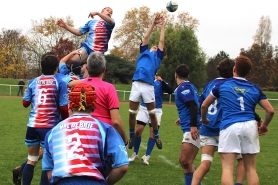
[[69, 84, 97, 111]]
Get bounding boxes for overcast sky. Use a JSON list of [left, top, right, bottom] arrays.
[[1, 0, 277, 59]]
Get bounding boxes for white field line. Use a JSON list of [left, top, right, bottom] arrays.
[[140, 142, 179, 169]]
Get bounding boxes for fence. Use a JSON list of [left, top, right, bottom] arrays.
[[1, 84, 277, 107], [0, 84, 175, 103]]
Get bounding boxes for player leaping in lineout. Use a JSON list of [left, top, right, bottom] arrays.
[[128, 14, 165, 150], [57, 7, 114, 63]]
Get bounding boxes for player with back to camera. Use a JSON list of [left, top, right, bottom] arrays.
[[128, 14, 165, 150], [200, 56, 274, 185], [43, 83, 129, 185], [57, 7, 114, 63], [192, 58, 264, 185], [174, 64, 202, 185], [81, 52, 128, 146], [129, 75, 173, 165], [21, 55, 69, 185]]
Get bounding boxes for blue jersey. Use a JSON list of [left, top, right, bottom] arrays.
[[43, 113, 129, 184], [132, 45, 164, 85], [212, 77, 267, 130], [199, 78, 226, 136], [23, 75, 68, 128], [174, 81, 201, 132], [55, 72, 72, 85], [141, 80, 168, 108], [80, 19, 114, 53]]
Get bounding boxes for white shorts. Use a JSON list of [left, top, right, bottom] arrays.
[[182, 132, 201, 148], [136, 105, 162, 126], [200, 135, 219, 147], [129, 81, 155, 103], [218, 120, 260, 154]]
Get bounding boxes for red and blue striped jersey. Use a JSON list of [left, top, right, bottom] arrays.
[[43, 114, 129, 184], [23, 75, 68, 128]]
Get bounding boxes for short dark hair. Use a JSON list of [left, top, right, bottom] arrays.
[[175, 64, 190, 79], [235, 56, 252, 77], [41, 55, 59, 75], [87, 52, 106, 77], [216, 58, 235, 78]]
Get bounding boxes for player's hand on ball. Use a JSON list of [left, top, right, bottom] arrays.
[[154, 14, 162, 24], [159, 17, 165, 26]]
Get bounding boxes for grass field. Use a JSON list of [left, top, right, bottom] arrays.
[[0, 96, 277, 185]]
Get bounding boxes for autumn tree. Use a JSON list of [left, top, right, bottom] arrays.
[[104, 54, 135, 84], [0, 29, 28, 78], [206, 51, 230, 82], [52, 38, 75, 60], [26, 16, 86, 76], [111, 6, 199, 63]]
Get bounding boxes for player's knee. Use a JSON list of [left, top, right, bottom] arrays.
[[148, 109, 156, 115], [179, 159, 191, 171], [129, 109, 137, 115], [28, 155, 39, 162], [201, 154, 213, 162]]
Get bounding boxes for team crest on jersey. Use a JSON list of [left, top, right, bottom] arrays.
[[232, 86, 249, 94], [181, 89, 190, 95]]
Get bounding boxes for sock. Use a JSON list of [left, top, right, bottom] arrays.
[[153, 130, 159, 139], [134, 136, 141, 154], [20, 160, 28, 173], [129, 129, 134, 138], [184, 173, 193, 185], [40, 170, 49, 185], [146, 138, 155, 156], [22, 164, 35, 185], [235, 183, 243, 185]]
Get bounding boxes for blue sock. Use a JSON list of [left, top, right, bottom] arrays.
[[134, 136, 141, 154], [184, 173, 193, 185], [129, 129, 134, 138], [22, 164, 34, 185], [153, 130, 159, 138], [20, 160, 27, 173], [146, 138, 155, 156], [235, 183, 242, 185], [40, 170, 49, 185]]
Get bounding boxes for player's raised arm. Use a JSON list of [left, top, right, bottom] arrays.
[[158, 17, 165, 51], [88, 7, 114, 26], [57, 18, 82, 36], [142, 14, 161, 46]]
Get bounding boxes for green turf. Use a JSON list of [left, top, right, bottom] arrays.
[[0, 97, 277, 184]]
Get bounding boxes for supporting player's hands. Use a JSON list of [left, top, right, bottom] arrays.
[[200, 117, 210, 124], [57, 19, 67, 28], [175, 118, 180, 126], [190, 127, 199, 140], [88, 12, 99, 19]]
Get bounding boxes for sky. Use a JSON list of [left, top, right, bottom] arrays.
[[1, 0, 277, 59]]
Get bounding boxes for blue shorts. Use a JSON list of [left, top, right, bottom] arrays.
[[25, 127, 51, 147], [56, 176, 106, 185], [80, 43, 93, 58]]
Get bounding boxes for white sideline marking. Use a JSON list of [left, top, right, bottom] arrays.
[[158, 155, 180, 169], [140, 143, 179, 169]]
